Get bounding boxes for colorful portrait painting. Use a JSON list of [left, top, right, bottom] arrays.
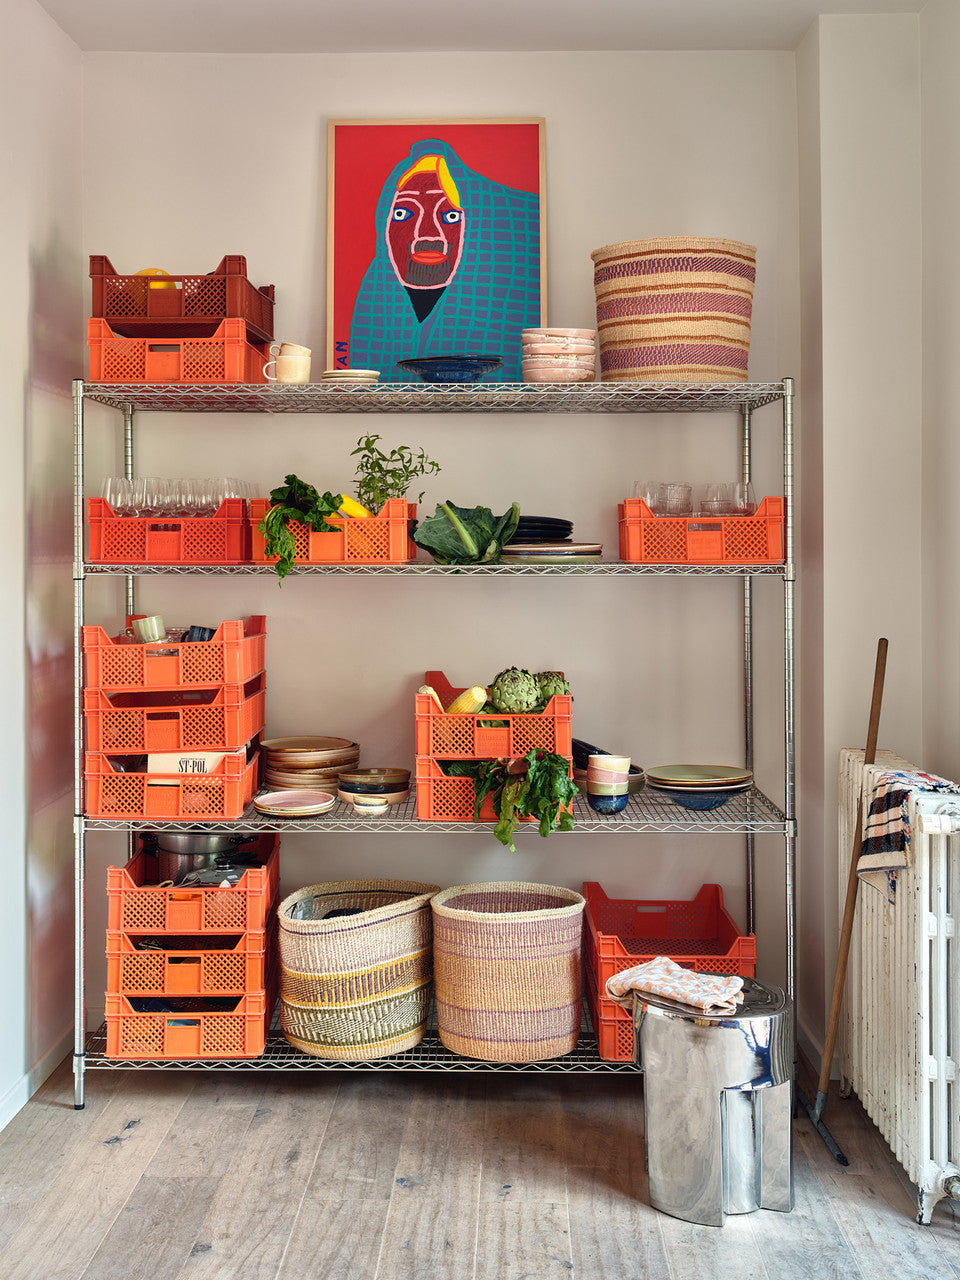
[[326, 119, 546, 381]]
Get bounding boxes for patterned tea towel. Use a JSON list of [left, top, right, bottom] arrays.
[[858, 768, 958, 899], [605, 955, 744, 1013]]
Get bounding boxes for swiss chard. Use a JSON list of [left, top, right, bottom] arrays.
[[441, 751, 576, 851]]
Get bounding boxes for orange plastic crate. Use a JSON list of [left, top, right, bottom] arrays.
[[107, 837, 279, 934], [90, 253, 275, 344], [618, 496, 784, 564], [82, 615, 265, 693], [85, 745, 259, 821], [585, 968, 637, 1063], [104, 988, 273, 1060], [87, 317, 268, 383], [415, 756, 572, 824], [87, 497, 251, 564], [83, 673, 265, 754], [105, 921, 276, 998], [416, 670, 573, 761], [249, 498, 417, 565]]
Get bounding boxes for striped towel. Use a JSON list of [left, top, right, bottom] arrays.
[[605, 955, 744, 1013], [858, 769, 958, 899]]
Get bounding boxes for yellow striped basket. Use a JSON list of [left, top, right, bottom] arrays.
[[590, 237, 756, 383], [432, 881, 585, 1063], [278, 879, 439, 1060]]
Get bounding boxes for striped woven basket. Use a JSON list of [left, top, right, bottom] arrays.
[[278, 879, 439, 1060], [431, 881, 585, 1063], [590, 237, 756, 383]]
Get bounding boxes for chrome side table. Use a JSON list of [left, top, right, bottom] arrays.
[[633, 978, 794, 1226]]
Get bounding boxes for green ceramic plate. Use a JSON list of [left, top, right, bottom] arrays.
[[645, 764, 753, 786]]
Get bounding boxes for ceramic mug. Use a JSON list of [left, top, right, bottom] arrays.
[[131, 614, 165, 642], [267, 341, 311, 358], [264, 353, 311, 384]]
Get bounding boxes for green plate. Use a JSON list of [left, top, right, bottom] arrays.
[[645, 764, 753, 786]]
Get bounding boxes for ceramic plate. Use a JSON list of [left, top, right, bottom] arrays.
[[262, 735, 356, 752], [645, 764, 753, 786], [647, 779, 752, 794], [504, 553, 603, 564], [253, 789, 336, 816], [502, 542, 602, 555]]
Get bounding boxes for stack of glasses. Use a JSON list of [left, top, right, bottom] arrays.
[[100, 476, 258, 518]]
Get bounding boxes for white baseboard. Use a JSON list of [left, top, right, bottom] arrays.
[[0, 1027, 73, 1133]]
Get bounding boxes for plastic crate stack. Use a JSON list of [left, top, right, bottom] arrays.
[[86, 254, 275, 383], [103, 834, 280, 1059], [414, 670, 573, 822], [81, 615, 266, 822]]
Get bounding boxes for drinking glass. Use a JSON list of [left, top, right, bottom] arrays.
[[101, 476, 135, 516], [656, 482, 693, 516], [632, 480, 661, 512], [731, 482, 757, 516], [699, 482, 735, 515]]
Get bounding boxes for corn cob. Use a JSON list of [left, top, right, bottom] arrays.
[[445, 686, 488, 714], [418, 685, 446, 712]]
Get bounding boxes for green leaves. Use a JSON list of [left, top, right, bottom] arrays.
[[412, 501, 520, 565], [441, 750, 576, 851], [258, 474, 342, 583], [351, 433, 440, 512]]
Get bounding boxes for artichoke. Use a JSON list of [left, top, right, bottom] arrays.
[[535, 671, 571, 702], [489, 667, 540, 714]]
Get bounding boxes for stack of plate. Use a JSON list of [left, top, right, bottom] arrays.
[[502, 541, 602, 565], [508, 515, 574, 544], [253, 789, 336, 817], [320, 368, 380, 385], [521, 327, 597, 383], [646, 764, 753, 811], [261, 736, 360, 790]]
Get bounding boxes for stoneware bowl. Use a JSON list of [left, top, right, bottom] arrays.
[[587, 792, 630, 815], [398, 356, 502, 383]]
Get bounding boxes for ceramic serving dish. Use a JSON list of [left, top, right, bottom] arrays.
[[398, 356, 502, 383]]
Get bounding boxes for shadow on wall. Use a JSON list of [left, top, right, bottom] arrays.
[[25, 235, 81, 1071]]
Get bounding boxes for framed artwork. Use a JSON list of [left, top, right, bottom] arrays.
[[326, 118, 546, 381]]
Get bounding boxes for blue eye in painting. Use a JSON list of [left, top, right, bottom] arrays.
[[441, 210, 462, 224], [392, 207, 414, 221]]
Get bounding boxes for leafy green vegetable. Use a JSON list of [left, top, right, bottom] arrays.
[[351, 433, 440, 512], [258, 474, 342, 583], [441, 751, 576, 851], [413, 501, 520, 565]]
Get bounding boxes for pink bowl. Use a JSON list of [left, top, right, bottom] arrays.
[[587, 766, 630, 786]]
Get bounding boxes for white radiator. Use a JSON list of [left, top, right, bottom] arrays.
[[838, 748, 960, 1223]]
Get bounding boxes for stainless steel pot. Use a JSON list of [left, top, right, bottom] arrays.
[[154, 831, 257, 885]]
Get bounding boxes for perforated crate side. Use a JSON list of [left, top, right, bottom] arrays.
[[87, 317, 269, 384], [416, 669, 573, 761], [83, 673, 265, 754], [618, 496, 784, 564], [82, 615, 266, 692], [106, 838, 279, 934], [90, 253, 275, 344], [248, 499, 416, 565], [87, 497, 251, 565], [104, 989, 272, 1060], [105, 920, 276, 998], [415, 756, 571, 824], [85, 748, 259, 822], [585, 968, 635, 1062]]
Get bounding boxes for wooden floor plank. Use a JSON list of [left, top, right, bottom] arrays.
[[374, 1078, 484, 1280], [144, 1072, 267, 1179], [657, 1202, 770, 1279], [0, 1071, 192, 1280], [560, 1075, 647, 1206], [480, 1078, 567, 1204], [303, 1072, 415, 1202], [176, 1074, 341, 1280], [276, 1197, 391, 1280], [78, 1174, 220, 1280], [475, 1202, 572, 1280]]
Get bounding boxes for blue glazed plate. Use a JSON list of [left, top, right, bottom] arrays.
[[398, 355, 503, 383]]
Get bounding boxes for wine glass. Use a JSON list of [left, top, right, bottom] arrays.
[[101, 475, 135, 516]]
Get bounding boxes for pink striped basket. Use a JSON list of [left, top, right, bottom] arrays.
[[431, 881, 585, 1062], [590, 236, 756, 383]]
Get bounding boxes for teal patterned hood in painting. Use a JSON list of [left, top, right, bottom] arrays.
[[349, 139, 541, 382]]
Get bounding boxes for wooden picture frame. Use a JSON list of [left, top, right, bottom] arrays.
[[326, 117, 546, 380]]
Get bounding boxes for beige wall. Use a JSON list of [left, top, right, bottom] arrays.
[[0, 0, 81, 1128], [79, 50, 801, 1019]]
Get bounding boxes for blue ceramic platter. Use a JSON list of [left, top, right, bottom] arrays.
[[398, 355, 502, 383]]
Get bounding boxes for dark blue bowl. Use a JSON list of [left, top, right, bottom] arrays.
[[587, 792, 629, 815], [655, 786, 733, 811], [398, 355, 502, 383]]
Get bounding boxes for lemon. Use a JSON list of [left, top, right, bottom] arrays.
[[135, 267, 177, 290]]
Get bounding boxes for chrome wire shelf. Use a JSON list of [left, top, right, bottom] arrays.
[[80, 380, 787, 416], [82, 784, 787, 835], [81, 559, 786, 577]]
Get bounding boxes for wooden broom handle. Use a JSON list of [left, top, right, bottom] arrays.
[[818, 637, 889, 1104]]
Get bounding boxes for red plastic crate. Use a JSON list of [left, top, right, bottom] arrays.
[[618, 496, 784, 564], [87, 497, 251, 565], [107, 837, 279, 934], [87, 317, 269, 383], [104, 988, 273, 1060], [82, 615, 266, 693], [415, 756, 572, 824], [85, 744, 259, 821], [416, 670, 573, 761], [105, 920, 276, 998], [249, 498, 417, 565], [583, 882, 756, 1061], [90, 253, 275, 344], [83, 673, 265, 754]]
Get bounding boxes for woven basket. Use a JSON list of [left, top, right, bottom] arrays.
[[278, 879, 439, 1060], [431, 881, 585, 1063], [590, 237, 756, 383]]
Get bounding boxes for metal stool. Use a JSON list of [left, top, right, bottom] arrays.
[[633, 977, 794, 1226]]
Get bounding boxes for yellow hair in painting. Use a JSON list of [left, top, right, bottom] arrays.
[[396, 154, 462, 210]]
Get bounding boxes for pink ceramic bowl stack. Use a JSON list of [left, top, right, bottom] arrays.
[[521, 327, 597, 383]]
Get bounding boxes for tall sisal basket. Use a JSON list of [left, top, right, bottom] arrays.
[[590, 237, 756, 383], [431, 881, 585, 1063], [278, 880, 439, 1060]]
